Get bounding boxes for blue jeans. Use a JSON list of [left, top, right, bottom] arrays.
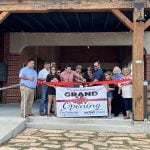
[[39, 84, 48, 113]]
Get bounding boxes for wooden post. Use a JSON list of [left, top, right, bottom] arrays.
[[132, 8, 144, 120]]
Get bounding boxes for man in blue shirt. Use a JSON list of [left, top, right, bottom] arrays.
[[93, 61, 104, 82], [19, 59, 37, 117]]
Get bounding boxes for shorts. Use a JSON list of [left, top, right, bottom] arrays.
[[48, 87, 56, 95], [107, 91, 113, 99], [123, 98, 132, 111]]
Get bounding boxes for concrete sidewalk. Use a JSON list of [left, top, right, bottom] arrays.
[[0, 101, 39, 117], [0, 102, 39, 144], [0, 117, 26, 144], [0, 101, 150, 145]]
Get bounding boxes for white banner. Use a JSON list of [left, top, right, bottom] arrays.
[[56, 86, 108, 117]]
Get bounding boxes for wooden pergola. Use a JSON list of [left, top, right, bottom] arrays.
[[1, 0, 150, 120]]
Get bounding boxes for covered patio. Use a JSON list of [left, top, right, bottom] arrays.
[[0, 0, 150, 121]]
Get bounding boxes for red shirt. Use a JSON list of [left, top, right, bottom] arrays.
[[60, 70, 80, 82]]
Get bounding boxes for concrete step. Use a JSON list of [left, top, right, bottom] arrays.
[[26, 116, 137, 133], [27, 116, 133, 126]]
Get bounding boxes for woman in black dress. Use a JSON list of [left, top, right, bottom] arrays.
[[46, 67, 61, 116], [83, 67, 93, 82]]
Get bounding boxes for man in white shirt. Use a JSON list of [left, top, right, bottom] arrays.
[[38, 62, 50, 116]]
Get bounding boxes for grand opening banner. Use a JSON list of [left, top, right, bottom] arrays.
[[56, 86, 108, 117]]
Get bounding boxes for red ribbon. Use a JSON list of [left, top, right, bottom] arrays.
[[38, 79, 129, 86]]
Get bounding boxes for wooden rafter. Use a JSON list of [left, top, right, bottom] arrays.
[[111, 9, 133, 31], [0, 11, 10, 23], [144, 19, 150, 30]]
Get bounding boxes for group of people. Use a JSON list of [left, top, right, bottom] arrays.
[[19, 59, 132, 119]]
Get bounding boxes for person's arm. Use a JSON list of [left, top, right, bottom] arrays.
[[46, 74, 55, 87], [107, 85, 115, 91], [19, 69, 34, 81], [93, 70, 103, 82], [93, 78, 98, 82], [93, 74, 100, 82], [38, 71, 46, 81], [74, 72, 85, 82], [118, 83, 122, 94], [39, 77, 46, 81], [128, 75, 132, 84], [46, 74, 50, 82], [60, 73, 64, 81], [19, 76, 34, 81], [58, 75, 61, 82]]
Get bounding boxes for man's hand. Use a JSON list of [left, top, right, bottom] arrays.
[[19, 75, 34, 81], [39, 78, 46, 81], [29, 77, 34, 81]]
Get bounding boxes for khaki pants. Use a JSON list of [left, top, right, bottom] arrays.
[[20, 85, 35, 115]]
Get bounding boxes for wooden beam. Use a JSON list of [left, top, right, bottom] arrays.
[[1, 0, 150, 13], [111, 9, 133, 31], [0, 0, 132, 12], [0, 11, 10, 23], [144, 19, 150, 30], [132, 8, 144, 121]]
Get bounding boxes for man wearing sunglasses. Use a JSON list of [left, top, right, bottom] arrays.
[[93, 61, 104, 82]]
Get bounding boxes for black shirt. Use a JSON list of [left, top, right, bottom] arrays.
[[46, 74, 61, 95], [46, 74, 61, 82], [83, 72, 93, 82]]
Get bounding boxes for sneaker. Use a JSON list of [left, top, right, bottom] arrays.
[[39, 112, 45, 116], [21, 114, 28, 118], [108, 115, 112, 119], [47, 114, 51, 117], [28, 113, 34, 116], [124, 116, 130, 119]]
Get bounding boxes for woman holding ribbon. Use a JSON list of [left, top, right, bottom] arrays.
[[112, 66, 126, 117], [104, 71, 115, 119], [46, 67, 61, 116], [118, 67, 132, 119]]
